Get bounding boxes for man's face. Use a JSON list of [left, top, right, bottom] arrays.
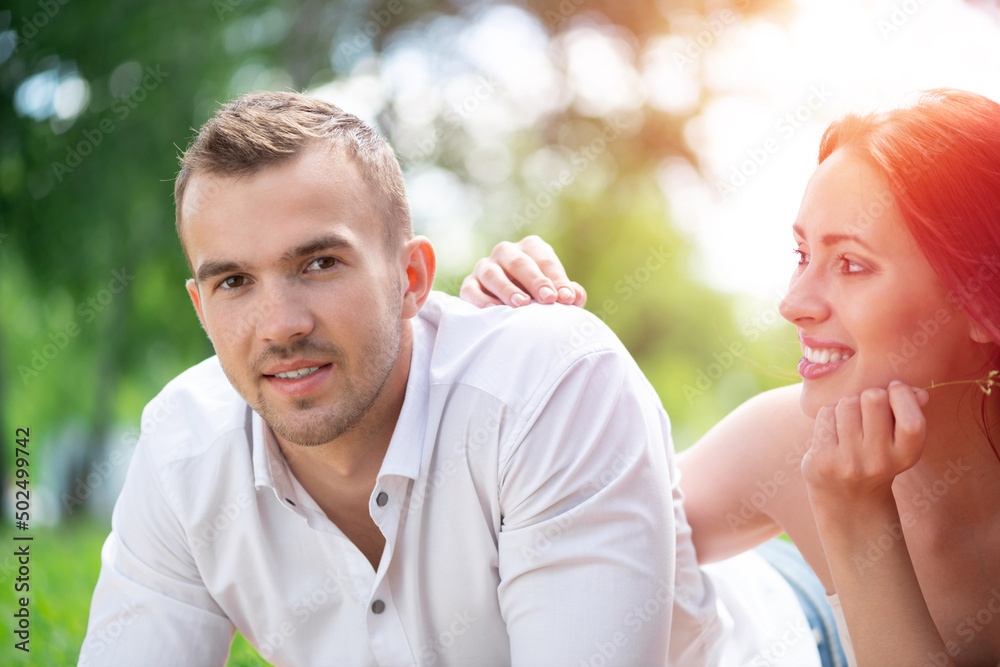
[[182, 144, 410, 447]]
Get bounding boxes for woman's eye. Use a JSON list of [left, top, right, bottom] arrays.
[[220, 275, 247, 289], [306, 257, 339, 271], [793, 248, 809, 266], [838, 255, 866, 274]]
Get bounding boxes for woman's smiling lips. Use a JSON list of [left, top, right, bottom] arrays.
[[797, 336, 855, 380]]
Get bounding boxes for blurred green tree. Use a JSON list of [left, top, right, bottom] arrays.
[[0, 0, 796, 520]]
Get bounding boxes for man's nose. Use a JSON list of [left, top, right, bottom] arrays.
[[252, 286, 315, 344]]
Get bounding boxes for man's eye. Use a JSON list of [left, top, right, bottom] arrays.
[[306, 257, 339, 271], [219, 276, 247, 289]]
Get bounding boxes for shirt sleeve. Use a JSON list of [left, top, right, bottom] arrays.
[[78, 433, 235, 667], [496, 346, 677, 666]]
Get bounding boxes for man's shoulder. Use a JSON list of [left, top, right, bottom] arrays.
[[139, 355, 250, 465], [416, 292, 634, 402], [421, 290, 625, 346]]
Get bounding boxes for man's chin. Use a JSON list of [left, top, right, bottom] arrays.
[[246, 393, 320, 441], [267, 417, 337, 448]]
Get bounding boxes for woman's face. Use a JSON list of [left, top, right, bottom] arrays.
[[779, 149, 985, 418]]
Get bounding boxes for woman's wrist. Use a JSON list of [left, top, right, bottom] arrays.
[[807, 485, 900, 540]]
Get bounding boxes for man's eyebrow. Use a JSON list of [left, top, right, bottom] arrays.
[[792, 224, 875, 251], [279, 234, 354, 264], [195, 260, 247, 284]]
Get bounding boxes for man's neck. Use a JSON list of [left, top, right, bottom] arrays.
[[276, 326, 414, 506]]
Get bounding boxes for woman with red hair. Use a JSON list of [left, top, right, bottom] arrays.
[[463, 89, 1000, 665]]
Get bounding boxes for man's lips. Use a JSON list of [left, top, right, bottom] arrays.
[[262, 360, 331, 377], [268, 365, 325, 380], [261, 362, 333, 398]]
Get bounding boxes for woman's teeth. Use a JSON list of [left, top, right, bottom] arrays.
[[803, 346, 853, 364], [274, 366, 322, 380]]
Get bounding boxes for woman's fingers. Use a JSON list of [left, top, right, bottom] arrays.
[[858, 388, 892, 454], [516, 236, 583, 305], [803, 405, 837, 481], [887, 382, 927, 468], [464, 236, 586, 308], [835, 395, 865, 451], [487, 241, 557, 305], [462, 257, 528, 307], [493, 236, 580, 304], [458, 271, 506, 308]]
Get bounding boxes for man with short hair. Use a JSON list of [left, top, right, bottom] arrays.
[[79, 92, 721, 666]]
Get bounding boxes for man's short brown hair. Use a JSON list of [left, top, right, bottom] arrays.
[[174, 91, 411, 258]]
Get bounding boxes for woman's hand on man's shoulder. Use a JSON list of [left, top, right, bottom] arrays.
[[460, 235, 587, 309]]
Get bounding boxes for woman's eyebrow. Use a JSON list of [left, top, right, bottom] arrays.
[[792, 224, 874, 251]]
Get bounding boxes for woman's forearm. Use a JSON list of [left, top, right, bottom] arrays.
[[811, 494, 953, 666]]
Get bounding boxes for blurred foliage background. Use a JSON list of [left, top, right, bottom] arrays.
[[0, 0, 865, 663]]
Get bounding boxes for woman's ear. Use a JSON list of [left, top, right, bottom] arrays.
[[970, 319, 994, 344]]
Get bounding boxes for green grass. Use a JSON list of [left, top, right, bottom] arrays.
[[0, 518, 268, 666]]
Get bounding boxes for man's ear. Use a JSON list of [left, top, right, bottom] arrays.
[[400, 237, 436, 319], [186, 278, 210, 337]]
